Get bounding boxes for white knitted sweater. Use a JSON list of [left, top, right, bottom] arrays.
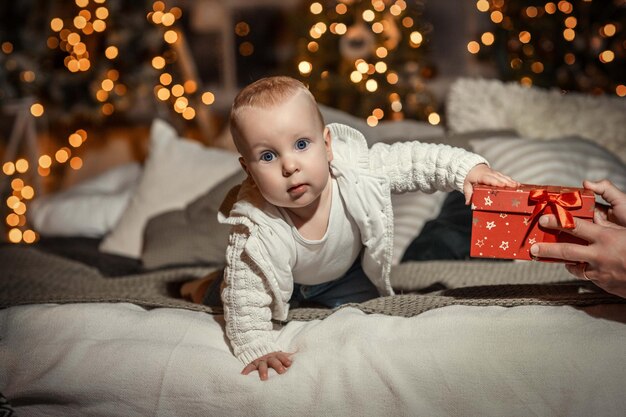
[[218, 123, 488, 364]]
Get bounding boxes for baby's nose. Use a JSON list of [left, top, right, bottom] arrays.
[[282, 157, 299, 176]]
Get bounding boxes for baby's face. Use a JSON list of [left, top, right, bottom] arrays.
[[236, 91, 333, 212]]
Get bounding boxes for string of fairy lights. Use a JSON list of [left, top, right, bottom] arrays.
[[468, 0, 626, 96], [1, 0, 216, 244], [148, 5, 216, 121]]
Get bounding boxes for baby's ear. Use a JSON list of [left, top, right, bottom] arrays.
[[324, 127, 333, 162], [239, 157, 249, 175]]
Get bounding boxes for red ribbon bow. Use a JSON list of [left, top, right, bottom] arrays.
[[528, 189, 583, 229]]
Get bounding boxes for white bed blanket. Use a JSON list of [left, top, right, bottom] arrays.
[[2, 302, 626, 416]]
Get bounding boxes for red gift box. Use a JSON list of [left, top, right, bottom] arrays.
[[470, 184, 595, 261]]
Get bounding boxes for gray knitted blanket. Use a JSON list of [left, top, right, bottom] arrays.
[[1, 246, 623, 321]]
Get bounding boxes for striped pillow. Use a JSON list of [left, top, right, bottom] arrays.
[[469, 136, 626, 197], [391, 191, 447, 265]]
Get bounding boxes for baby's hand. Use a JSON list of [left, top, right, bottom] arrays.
[[463, 164, 518, 205], [242, 351, 293, 381]]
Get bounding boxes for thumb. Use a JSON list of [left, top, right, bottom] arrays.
[[594, 212, 625, 230], [584, 179, 621, 207]]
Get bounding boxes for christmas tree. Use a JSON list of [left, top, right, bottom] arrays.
[[0, 0, 172, 127], [468, 0, 626, 96], [289, 0, 439, 126], [0, 0, 215, 243]]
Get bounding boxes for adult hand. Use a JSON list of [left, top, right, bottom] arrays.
[[584, 179, 626, 226], [463, 164, 518, 205], [530, 214, 626, 299], [242, 351, 293, 381]]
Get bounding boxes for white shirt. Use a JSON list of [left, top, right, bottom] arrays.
[[279, 178, 361, 285]]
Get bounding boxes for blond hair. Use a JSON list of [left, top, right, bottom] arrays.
[[229, 76, 324, 151]]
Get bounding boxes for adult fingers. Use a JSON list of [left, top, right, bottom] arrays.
[[538, 214, 600, 242], [594, 204, 609, 223], [530, 240, 591, 263], [584, 179, 623, 206], [594, 210, 624, 230], [565, 263, 590, 281]]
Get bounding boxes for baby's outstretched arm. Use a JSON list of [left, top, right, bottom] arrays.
[[242, 351, 293, 381], [463, 163, 518, 204]]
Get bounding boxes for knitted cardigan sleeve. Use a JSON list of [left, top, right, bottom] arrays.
[[367, 140, 488, 194], [222, 223, 282, 365]]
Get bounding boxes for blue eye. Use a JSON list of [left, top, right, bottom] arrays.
[[295, 139, 309, 150], [260, 152, 275, 162]]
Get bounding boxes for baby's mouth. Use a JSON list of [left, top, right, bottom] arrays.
[[288, 183, 307, 194]]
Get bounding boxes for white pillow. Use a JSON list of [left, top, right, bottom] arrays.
[[447, 78, 626, 163], [99, 119, 241, 258], [469, 136, 626, 200], [29, 163, 142, 237]]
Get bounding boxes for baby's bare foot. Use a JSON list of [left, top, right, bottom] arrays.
[[180, 276, 214, 304]]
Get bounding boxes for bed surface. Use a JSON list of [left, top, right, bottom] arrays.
[[2, 302, 626, 417], [2, 240, 626, 416]]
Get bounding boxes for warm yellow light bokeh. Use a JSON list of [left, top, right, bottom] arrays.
[[599, 50, 615, 63], [476, 0, 490, 13], [298, 61, 313, 75], [164, 30, 178, 44], [365, 79, 378, 92], [8, 228, 23, 244], [160, 73, 173, 86], [105, 46, 118, 59], [70, 157, 83, 170], [152, 56, 166, 69], [10, 179, 24, 191], [350, 71, 363, 83], [21, 186, 35, 200], [428, 112, 441, 125], [310, 2, 323, 14], [481, 32, 495, 45], [38, 155, 52, 169], [602, 24, 617, 37], [156, 86, 171, 101], [55, 149, 70, 163], [23, 230, 37, 244], [201, 92, 215, 105], [30, 103, 44, 117], [96, 7, 109, 20], [3, 162, 16, 175], [69, 133, 83, 147], [467, 41, 480, 54], [15, 159, 29, 173], [171, 84, 184, 97], [6, 214, 20, 227], [51, 18, 64, 32]]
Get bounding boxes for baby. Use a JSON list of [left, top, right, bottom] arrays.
[[187, 76, 517, 380]]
